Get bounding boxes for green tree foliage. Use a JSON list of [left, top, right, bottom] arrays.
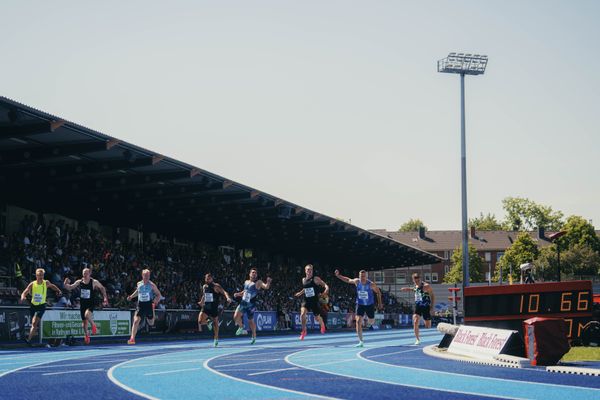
[[469, 213, 503, 231], [501, 197, 564, 231], [443, 244, 484, 283], [399, 219, 427, 232], [495, 232, 540, 282], [561, 215, 600, 252]]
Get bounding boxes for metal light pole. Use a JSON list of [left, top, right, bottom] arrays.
[[438, 53, 488, 289]]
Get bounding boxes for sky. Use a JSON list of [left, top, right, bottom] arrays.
[[2, 1, 599, 231]]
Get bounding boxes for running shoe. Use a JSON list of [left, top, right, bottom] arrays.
[[355, 341, 364, 348], [214, 340, 218, 347], [84, 335, 90, 345], [127, 338, 136, 345], [235, 327, 248, 336], [91, 323, 97, 335], [250, 337, 256, 345], [299, 330, 307, 340], [414, 339, 421, 345], [320, 324, 326, 334]]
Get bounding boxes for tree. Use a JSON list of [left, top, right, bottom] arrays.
[[399, 219, 427, 232], [561, 215, 600, 252], [495, 232, 540, 283], [501, 197, 564, 231], [469, 213, 503, 231], [443, 244, 484, 283], [561, 244, 600, 278]]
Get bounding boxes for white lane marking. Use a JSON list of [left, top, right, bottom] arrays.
[[285, 348, 516, 400], [144, 367, 205, 376], [42, 368, 105, 376], [247, 366, 300, 376], [203, 352, 339, 400], [28, 358, 132, 369], [356, 350, 600, 394], [119, 359, 203, 369], [212, 358, 285, 368], [365, 348, 423, 358]]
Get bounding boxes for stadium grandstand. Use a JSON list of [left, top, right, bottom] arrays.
[[0, 96, 439, 320]]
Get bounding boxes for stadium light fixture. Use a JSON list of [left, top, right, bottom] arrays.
[[438, 52, 488, 289]]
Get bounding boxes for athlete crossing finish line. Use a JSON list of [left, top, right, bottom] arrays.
[[233, 268, 272, 345], [63, 268, 109, 344], [335, 269, 383, 347], [295, 264, 329, 340], [126, 269, 162, 345], [198, 272, 232, 347], [401, 272, 435, 345]]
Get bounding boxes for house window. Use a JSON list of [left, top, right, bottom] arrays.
[[485, 252, 491, 262], [444, 265, 450, 274], [395, 274, 406, 284], [424, 273, 432, 282], [374, 271, 383, 284], [497, 252, 504, 262], [431, 273, 439, 283]]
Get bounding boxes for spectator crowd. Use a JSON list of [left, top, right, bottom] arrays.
[[0, 215, 409, 318]]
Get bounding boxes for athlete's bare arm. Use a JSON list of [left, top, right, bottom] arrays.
[[63, 278, 81, 291], [214, 284, 232, 303], [19, 282, 33, 302], [314, 277, 329, 295], [334, 270, 358, 285], [93, 279, 109, 306], [127, 289, 138, 301], [257, 277, 272, 290], [294, 289, 305, 297], [151, 282, 162, 306], [370, 282, 384, 310], [46, 281, 62, 297]]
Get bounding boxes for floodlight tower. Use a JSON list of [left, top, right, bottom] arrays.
[[438, 53, 488, 289]]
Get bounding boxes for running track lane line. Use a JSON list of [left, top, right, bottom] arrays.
[[202, 351, 339, 400], [110, 347, 319, 399]]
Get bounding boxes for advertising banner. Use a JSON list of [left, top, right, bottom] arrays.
[[243, 311, 276, 331], [448, 325, 519, 360], [41, 310, 131, 339], [0, 307, 31, 341]]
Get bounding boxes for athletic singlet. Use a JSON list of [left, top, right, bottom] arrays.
[[137, 281, 154, 303], [80, 279, 94, 302], [203, 283, 219, 307], [31, 280, 47, 305], [356, 280, 374, 306], [241, 280, 257, 304], [414, 283, 431, 306], [302, 277, 319, 302]]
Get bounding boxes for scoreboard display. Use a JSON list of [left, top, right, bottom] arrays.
[[464, 281, 593, 341]]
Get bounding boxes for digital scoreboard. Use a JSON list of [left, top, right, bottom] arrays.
[[464, 281, 593, 341]]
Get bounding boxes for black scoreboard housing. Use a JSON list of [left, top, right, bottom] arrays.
[[464, 281, 593, 341]]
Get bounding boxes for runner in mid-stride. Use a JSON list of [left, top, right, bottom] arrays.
[[294, 264, 329, 340], [63, 267, 109, 344], [198, 273, 232, 347], [126, 269, 162, 345], [233, 268, 272, 345], [400, 272, 435, 345], [334, 269, 382, 347], [19, 268, 62, 344]]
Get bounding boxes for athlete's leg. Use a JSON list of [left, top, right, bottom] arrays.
[[249, 319, 256, 339], [299, 307, 308, 339], [413, 313, 421, 342], [28, 314, 39, 342], [355, 315, 364, 342], [234, 308, 244, 328], [198, 311, 207, 332], [86, 309, 97, 334], [212, 316, 219, 341], [130, 315, 141, 341]]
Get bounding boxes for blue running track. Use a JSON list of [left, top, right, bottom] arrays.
[[0, 329, 598, 399]]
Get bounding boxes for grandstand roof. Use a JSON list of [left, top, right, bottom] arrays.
[[0, 96, 440, 268]]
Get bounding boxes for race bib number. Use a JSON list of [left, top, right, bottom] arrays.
[[242, 292, 252, 302], [304, 287, 315, 298], [139, 292, 150, 302], [33, 293, 43, 303], [358, 291, 369, 300], [204, 293, 214, 303], [80, 289, 91, 299]]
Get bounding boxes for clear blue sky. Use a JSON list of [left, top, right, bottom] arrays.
[[2, 1, 599, 230]]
